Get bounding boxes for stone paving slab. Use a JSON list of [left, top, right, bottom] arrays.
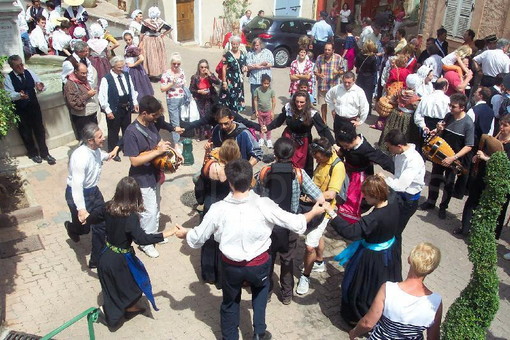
[[1, 38, 510, 340]]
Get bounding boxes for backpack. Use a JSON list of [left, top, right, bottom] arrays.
[[256, 162, 303, 253]]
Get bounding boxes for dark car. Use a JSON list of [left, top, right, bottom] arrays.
[[243, 16, 315, 68]]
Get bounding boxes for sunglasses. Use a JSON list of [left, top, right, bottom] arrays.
[[172, 63, 181, 66]]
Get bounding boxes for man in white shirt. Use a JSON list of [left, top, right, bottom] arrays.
[[394, 28, 407, 53], [310, 11, 333, 60], [325, 71, 369, 140], [380, 129, 425, 259], [98, 56, 138, 154], [29, 16, 49, 54], [413, 78, 450, 135], [239, 9, 252, 28], [64, 123, 114, 268], [473, 38, 510, 87], [175, 159, 325, 340], [61, 40, 95, 85], [358, 17, 373, 47]]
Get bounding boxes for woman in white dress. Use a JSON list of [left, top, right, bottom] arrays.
[[348, 242, 443, 340], [129, 9, 143, 46]]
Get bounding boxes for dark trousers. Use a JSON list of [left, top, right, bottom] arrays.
[[17, 102, 49, 158], [71, 114, 98, 140], [268, 231, 298, 299], [106, 105, 131, 152], [427, 163, 465, 210], [312, 41, 327, 61], [221, 257, 271, 339], [356, 73, 376, 115], [396, 194, 419, 267], [480, 75, 496, 87], [65, 186, 106, 265]]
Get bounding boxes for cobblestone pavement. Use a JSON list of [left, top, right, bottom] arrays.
[[1, 38, 510, 340]]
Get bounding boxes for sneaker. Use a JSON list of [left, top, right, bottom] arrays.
[[158, 238, 169, 244], [503, 252, 510, 260], [419, 202, 435, 211], [312, 261, 325, 273], [296, 275, 310, 295], [258, 138, 265, 147], [266, 140, 273, 149], [141, 244, 159, 258]]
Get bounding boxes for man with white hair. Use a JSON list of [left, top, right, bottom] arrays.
[[98, 56, 139, 157], [473, 38, 510, 87], [61, 40, 95, 85]]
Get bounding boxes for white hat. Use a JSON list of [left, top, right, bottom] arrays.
[[73, 26, 86, 38], [148, 6, 161, 19], [63, 0, 84, 6], [89, 23, 104, 38], [131, 9, 142, 20], [97, 18, 108, 29], [406, 74, 421, 90]]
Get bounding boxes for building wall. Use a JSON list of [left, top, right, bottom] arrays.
[[420, 0, 510, 50], [108, 0, 316, 45]]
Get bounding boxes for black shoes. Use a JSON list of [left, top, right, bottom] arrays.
[[64, 221, 80, 243], [253, 331, 272, 340], [88, 260, 98, 269], [44, 155, 56, 165], [419, 202, 435, 211], [30, 155, 42, 163]]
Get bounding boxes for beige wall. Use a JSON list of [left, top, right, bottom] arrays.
[[420, 0, 510, 51], [109, 0, 316, 45]]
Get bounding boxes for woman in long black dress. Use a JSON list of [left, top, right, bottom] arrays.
[[87, 177, 175, 328], [355, 40, 378, 115], [264, 91, 334, 175], [325, 175, 402, 325]]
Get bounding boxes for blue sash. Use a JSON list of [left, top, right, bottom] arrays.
[[124, 252, 159, 311], [334, 237, 396, 266]]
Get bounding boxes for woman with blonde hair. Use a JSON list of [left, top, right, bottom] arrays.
[[325, 175, 402, 325], [349, 242, 442, 340], [161, 52, 185, 148], [441, 45, 472, 79], [355, 40, 378, 115], [140, 6, 172, 78]]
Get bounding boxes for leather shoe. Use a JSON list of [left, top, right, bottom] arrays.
[[253, 331, 272, 340], [44, 155, 56, 165], [88, 260, 98, 269], [113, 155, 121, 162], [64, 221, 80, 243], [30, 155, 42, 163], [419, 202, 435, 211]]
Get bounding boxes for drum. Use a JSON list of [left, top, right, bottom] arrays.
[[422, 135, 467, 174], [151, 149, 180, 173]]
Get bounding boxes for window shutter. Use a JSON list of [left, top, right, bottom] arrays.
[[443, 0, 458, 34], [442, 0, 474, 39], [454, 0, 473, 38]]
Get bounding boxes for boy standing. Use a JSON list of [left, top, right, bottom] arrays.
[[254, 74, 276, 148]]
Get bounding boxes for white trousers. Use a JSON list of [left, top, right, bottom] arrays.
[[140, 185, 161, 234]]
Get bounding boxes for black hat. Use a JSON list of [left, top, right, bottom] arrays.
[[484, 34, 497, 43]]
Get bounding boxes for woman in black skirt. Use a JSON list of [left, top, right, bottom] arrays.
[[87, 177, 175, 328], [325, 175, 402, 325]]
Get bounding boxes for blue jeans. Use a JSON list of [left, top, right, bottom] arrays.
[[166, 97, 184, 145], [221, 257, 271, 339]]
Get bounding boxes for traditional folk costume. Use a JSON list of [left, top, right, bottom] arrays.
[[266, 102, 334, 175], [330, 196, 403, 324], [124, 45, 154, 101], [64, 3, 89, 40], [140, 7, 171, 77], [87, 23, 111, 82], [129, 10, 143, 46], [87, 209, 162, 327], [337, 136, 394, 223]]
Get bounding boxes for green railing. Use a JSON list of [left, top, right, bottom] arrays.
[[40, 307, 100, 340]]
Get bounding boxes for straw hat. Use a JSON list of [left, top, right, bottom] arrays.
[[50, 16, 69, 26], [64, 0, 84, 6]]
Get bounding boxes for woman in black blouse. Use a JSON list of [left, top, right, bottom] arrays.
[[355, 40, 378, 115], [87, 177, 175, 328], [325, 175, 402, 325], [263, 91, 334, 175]]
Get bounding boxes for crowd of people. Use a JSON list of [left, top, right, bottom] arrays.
[[5, 1, 510, 339]]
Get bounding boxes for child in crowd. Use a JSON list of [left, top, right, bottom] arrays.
[[297, 79, 316, 105], [253, 74, 276, 148], [441, 45, 472, 79]]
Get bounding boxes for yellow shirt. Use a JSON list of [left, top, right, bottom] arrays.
[[313, 154, 346, 208]]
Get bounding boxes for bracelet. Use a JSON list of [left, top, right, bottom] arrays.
[[454, 155, 458, 160]]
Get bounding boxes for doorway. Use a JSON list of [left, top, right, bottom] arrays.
[[177, 0, 194, 42]]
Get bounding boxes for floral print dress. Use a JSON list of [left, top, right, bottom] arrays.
[[219, 51, 247, 113]]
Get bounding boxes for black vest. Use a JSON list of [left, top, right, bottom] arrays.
[[104, 72, 133, 113], [8, 70, 37, 111]]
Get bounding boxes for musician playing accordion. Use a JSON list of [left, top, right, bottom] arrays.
[[419, 93, 474, 220]]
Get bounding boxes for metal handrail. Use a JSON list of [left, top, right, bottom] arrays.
[[40, 307, 100, 340]]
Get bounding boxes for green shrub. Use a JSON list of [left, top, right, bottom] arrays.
[[442, 151, 510, 339], [0, 56, 19, 137]]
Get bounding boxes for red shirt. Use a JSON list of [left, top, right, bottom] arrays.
[[444, 70, 463, 96]]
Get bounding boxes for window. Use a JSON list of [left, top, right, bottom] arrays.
[[442, 0, 475, 39], [280, 21, 299, 33]]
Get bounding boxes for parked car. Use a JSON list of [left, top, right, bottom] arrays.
[[243, 16, 315, 68]]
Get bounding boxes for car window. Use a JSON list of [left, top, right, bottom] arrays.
[[300, 21, 314, 34], [280, 21, 300, 34], [245, 17, 273, 30]]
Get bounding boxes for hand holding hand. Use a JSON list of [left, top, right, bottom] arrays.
[[174, 224, 188, 239], [106, 113, 115, 120], [204, 141, 213, 151], [261, 125, 268, 133], [78, 209, 89, 224], [134, 105, 139, 112], [19, 91, 29, 100], [107, 150, 117, 160], [311, 201, 326, 216], [174, 127, 185, 134]]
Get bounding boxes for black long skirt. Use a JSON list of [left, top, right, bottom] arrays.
[[98, 249, 142, 327], [340, 244, 402, 324]]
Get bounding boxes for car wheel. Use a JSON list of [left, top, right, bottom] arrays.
[[273, 47, 290, 68]]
